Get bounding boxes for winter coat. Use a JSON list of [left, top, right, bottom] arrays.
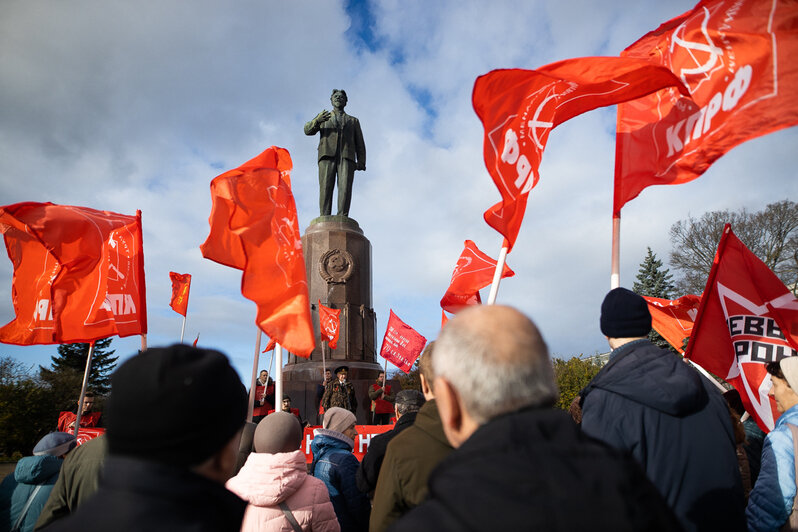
[[368, 384, 394, 415], [321, 381, 357, 415], [580, 339, 746, 532], [369, 400, 452, 532], [226, 449, 340, 532], [747, 404, 798, 531], [389, 407, 682, 532], [311, 430, 370, 532], [43, 455, 246, 531], [34, 434, 106, 531], [0, 455, 61, 532], [356, 412, 417, 497]]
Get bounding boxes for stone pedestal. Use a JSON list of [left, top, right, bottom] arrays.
[[283, 216, 382, 423]]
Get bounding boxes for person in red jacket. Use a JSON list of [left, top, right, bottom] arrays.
[[252, 370, 274, 424], [369, 372, 395, 425]]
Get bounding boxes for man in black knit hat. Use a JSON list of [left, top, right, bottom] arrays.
[[579, 287, 745, 532], [45, 344, 248, 532]]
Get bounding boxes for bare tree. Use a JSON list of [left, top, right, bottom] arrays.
[[669, 200, 798, 295]]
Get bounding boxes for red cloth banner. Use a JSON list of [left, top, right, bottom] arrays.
[[318, 300, 341, 349], [686, 225, 798, 433], [614, 0, 798, 214], [0, 203, 147, 345], [379, 310, 427, 373], [200, 146, 314, 357], [302, 425, 393, 463], [441, 310, 450, 329], [473, 58, 687, 250], [169, 272, 191, 317], [440, 240, 514, 313], [57, 411, 103, 433], [644, 294, 702, 353]]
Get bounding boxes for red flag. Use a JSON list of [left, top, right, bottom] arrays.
[[686, 225, 798, 432], [200, 147, 314, 357], [441, 310, 450, 329], [379, 310, 427, 373], [473, 58, 687, 250], [644, 294, 701, 353], [318, 300, 341, 349], [440, 240, 514, 313], [614, 0, 798, 214], [169, 272, 191, 317], [0, 203, 147, 345], [262, 337, 276, 353], [192, 333, 199, 347]]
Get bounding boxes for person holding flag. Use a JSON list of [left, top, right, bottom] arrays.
[[368, 372, 394, 425], [747, 357, 798, 531]]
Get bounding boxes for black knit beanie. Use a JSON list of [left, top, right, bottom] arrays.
[[600, 287, 652, 338], [106, 344, 247, 466]]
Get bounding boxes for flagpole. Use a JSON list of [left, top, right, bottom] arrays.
[[140, 334, 147, 352], [611, 212, 621, 289], [247, 329, 262, 422], [486, 244, 509, 305], [275, 344, 283, 412], [73, 341, 96, 438], [686, 359, 728, 394], [180, 316, 187, 343]]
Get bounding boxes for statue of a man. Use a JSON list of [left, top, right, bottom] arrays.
[[304, 89, 366, 218]]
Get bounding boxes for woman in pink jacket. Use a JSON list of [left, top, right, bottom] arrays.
[[227, 412, 340, 532]]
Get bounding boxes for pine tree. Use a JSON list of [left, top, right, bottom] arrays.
[[633, 248, 677, 351], [39, 338, 118, 397]]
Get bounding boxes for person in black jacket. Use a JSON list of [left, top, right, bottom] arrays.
[[356, 390, 425, 498], [390, 305, 681, 532], [580, 287, 746, 532], [45, 345, 248, 532]]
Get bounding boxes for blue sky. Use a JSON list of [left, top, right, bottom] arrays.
[[1, 0, 796, 384]]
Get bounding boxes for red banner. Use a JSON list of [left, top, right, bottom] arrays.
[[0, 203, 147, 345], [379, 310, 427, 373], [169, 272, 191, 317], [644, 294, 701, 353], [318, 300, 341, 349], [301, 425, 393, 463], [473, 58, 687, 250], [200, 147, 314, 357], [614, 0, 798, 214], [686, 225, 798, 432], [440, 240, 514, 313]]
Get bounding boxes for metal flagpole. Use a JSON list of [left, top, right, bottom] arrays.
[[486, 244, 509, 305], [180, 316, 187, 343], [275, 344, 283, 412], [247, 329, 262, 422], [611, 213, 621, 289], [73, 341, 96, 438]]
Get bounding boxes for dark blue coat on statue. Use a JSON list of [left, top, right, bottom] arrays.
[[580, 339, 746, 532]]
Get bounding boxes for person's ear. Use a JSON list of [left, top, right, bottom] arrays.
[[434, 376, 463, 447], [420, 374, 434, 400]]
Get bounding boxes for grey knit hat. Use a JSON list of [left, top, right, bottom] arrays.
[[254, 412, 303, 454], [323, 407, 356, 434]]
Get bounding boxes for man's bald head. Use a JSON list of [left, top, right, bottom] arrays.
[[433, 305, 557, 425]]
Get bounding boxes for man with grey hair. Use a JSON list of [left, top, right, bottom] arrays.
[[390, 305, 681, 531], [357, 389, 425, 498]]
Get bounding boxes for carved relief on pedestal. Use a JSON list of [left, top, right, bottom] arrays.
[[319, 249, 354, 284]]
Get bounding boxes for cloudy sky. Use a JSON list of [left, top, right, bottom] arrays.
[[1, 0, 796, 384]]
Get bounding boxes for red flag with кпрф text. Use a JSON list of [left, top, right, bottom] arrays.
[[440, 240, 514, 313], [686, 225, 798, 433], [614, 0, 798, 214], [0, 202, 147, 345], [380, 310, 427, 373], [318, 300, 341, 349], [473, 57, 688, 250], [169, 272, 191, 317], [200, 146, 314, 357], [644, 294, 701, 353]]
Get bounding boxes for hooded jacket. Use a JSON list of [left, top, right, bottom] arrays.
[[0, 455, 62, 532], [747, 404, 798, 531], [580, 339, 745, 532], [311, 430, 370, 532], [227, 449, 340, 532]]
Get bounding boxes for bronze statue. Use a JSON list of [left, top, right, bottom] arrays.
[[304, 89, 366, 217]]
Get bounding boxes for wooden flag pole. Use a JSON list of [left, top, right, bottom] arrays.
[[247, 329, 262, 422], [611, 213, 621, 289], [486, 244, 509, 305], [275, 344, 283, 412], [140, 334, 147, 352], [73, 341, 96, 438], [180, 315, 187, 343]]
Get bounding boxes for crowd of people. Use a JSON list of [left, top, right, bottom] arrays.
[[0, 287, 795, 531]]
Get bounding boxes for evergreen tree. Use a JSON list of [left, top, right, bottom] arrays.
[[39, 338, 117, 397], [633, 248, 677, 351]]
